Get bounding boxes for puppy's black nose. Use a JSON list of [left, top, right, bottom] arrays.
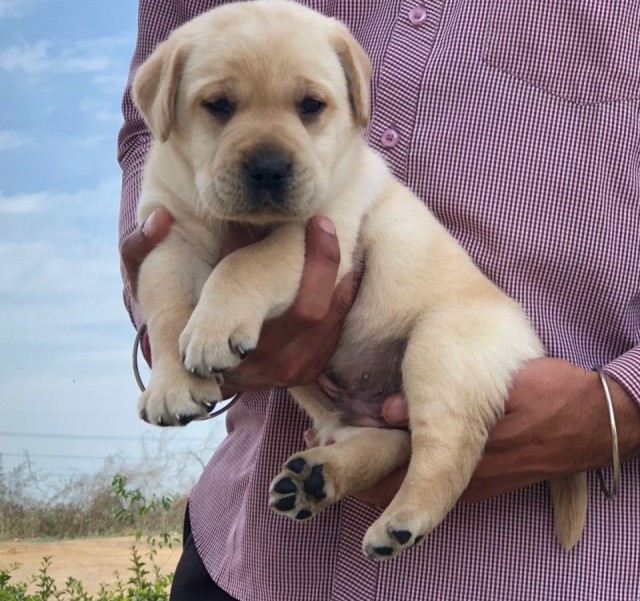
[[244, 149, 291, 193]]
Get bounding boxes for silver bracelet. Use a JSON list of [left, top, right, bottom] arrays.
[[132, 322, 148, 392], [595, 367, 620, 499], [132, 323, 241, 420]]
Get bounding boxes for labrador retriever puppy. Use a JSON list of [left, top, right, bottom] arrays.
[[132, 0, 587, 559]]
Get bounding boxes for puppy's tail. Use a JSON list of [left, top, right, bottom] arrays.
[[549, 472, 588, 551]]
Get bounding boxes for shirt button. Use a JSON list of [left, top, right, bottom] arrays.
[[381, 128, 400, 148], [408, 6, 428, 26]]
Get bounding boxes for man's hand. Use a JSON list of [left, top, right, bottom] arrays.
[[354, 358, 640, 507], [220, 216, 356, 393], [120, 208, 175, 299], [119, 208, 356, 393]]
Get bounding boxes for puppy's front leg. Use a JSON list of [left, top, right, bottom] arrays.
[[180, 223, 306, 377], [138, 231, 221, 426]]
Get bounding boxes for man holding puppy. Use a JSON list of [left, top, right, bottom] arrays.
[[119, 1, 640, 599]]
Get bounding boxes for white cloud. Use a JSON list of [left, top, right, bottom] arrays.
[[0, 180, 126, 336], [79, 99, 123, 124], [0, 0, 41, 19], [0, 39, 48, 73], [0, 177, 119, 221], [70, 133, 111, 148], [0, 35, 134, 76], [0, 129, 30, 150], [0, 190, 46, 214]]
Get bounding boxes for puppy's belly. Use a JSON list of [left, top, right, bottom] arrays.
[[319, 339, 407, 428]]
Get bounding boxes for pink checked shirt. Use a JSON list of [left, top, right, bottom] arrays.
[[119, 2, 640, 599]]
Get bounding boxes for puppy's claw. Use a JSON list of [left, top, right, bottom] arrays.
[[238, 346, 253, 360], [177, 414, 195, 425], [229, 338, 253, 360]]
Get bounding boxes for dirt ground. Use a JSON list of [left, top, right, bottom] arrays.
[[0, 536, 181, 594]]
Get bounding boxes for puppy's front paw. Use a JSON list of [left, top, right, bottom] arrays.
[[362, 510, 429, 560], [179, 305, 261, 377], [138, 368, 222, 426]]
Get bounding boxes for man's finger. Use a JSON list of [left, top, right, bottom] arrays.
[[120, 208, 174, 296], [291, 216, 341, 323], [330, 272, 356, 319], [382, 394, 410, 428]]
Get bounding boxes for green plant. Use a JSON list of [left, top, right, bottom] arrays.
[[0, 458, 185, 541], [0, 474, 183, 600], [0, 549, 173, 601], [111, 475, 180, 550]]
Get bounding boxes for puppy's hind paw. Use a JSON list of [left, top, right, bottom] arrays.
[[269, 455, 334, 521], [362, 512, 428, 561]]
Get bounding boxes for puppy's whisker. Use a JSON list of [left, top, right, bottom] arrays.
[[193, 183, 221, 224]]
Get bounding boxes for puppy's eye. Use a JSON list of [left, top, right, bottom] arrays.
[[205, 98, 234, 119], [299, 97, 325, 117]]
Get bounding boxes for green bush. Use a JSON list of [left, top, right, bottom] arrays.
[[0, 549, 172, 601], [0, 475, 180, 601], [0, 458, 185, 540]]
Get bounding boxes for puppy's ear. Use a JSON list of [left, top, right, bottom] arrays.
[[333, 25, 371, 129], [133, 38, 188, 142]]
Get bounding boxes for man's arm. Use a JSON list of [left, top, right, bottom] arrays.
[[462, 357, 640, 502], [356, 356, 640, 507]]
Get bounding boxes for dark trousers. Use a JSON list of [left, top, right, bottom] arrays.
[[170, 506, 239, 601]]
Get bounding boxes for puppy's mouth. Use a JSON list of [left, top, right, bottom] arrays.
[[208, 146, 316, 223], [240, 146, 297, 217]]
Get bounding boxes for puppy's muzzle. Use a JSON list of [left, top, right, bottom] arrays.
[[243, 146, 292, 206]]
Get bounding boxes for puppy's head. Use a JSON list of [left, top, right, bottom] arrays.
[[133, 1, 371, 224]]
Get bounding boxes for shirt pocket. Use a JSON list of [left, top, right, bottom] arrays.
[[483, 1, 640, 106]]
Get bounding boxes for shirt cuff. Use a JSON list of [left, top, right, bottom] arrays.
[[603, 346, 640, 408]]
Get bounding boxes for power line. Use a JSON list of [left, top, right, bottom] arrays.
[[1, 452, 110, 460], [0, 430, 208, 442]]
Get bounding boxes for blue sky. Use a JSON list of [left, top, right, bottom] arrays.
[[0, 0, 226, 492]]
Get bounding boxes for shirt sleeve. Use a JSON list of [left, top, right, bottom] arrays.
[[118, 1, 229, 328], [118, 0, 181, 329], [604, 347, 640, 409]]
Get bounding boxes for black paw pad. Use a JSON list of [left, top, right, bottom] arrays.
[[303, 465, 326, 500], [275, 495, 296, 512], [413, 535, 425, 547], [178, 414, 194, 426], [373, 546, 394, 557], [274, 478, 297, 495], [287, 457, 306, 474], [392, 530, 412, 545], [295, 510, 312, 520]]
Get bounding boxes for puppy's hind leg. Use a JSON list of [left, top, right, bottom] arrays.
[[269, 386, 411, 521], [362, 304, 538, 559]]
